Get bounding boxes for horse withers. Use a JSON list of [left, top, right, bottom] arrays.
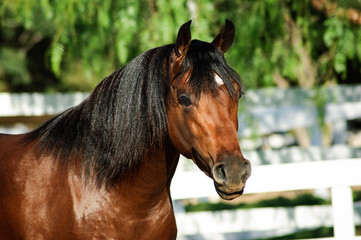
[[0, 20, 250, 239]]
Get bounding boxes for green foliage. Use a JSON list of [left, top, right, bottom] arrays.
[[49, 43, 64, 77], [263, 224, 361, 239], [0, 0, 360, 92], [184, 193, 329, 212], [0, 48, 30, 91], [261, 227, 334, 240], [323, 16, 358, 78], [354, 190, 361, 201], [219, 0, 361, 87]]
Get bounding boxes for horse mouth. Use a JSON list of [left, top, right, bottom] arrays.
[[214, 183, 244, 200], [191, 148, 246, 200]]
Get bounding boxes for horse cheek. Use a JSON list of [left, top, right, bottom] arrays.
[[167, 110, 193, 158]]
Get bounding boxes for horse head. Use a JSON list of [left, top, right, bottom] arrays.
[[166, 20, 251, 200]]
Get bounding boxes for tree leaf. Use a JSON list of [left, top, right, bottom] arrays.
[[50, 43, 65, 77], [334, 52, 346, 74]]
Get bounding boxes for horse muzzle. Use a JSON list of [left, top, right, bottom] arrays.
[[212, 156, 251, 200]]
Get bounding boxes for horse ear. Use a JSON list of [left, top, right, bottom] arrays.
[[212, 19, 235, 54], [174, 20, 192, 58]]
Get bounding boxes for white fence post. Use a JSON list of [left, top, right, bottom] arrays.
[[331, 186, 355, 239]]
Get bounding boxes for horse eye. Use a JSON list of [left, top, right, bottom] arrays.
[[238, 90, 244, 100], [178, 95, 192, 107]]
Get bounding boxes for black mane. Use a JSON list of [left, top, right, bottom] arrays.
[[25, 40, 241, 187]]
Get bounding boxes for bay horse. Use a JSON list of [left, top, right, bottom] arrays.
[[0, 20, 251, 239]]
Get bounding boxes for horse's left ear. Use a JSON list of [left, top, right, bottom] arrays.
[[212, 19, 235, 54], [174, 20, 192, 58]]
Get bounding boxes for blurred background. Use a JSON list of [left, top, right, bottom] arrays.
[[1, 0, 361, 239]]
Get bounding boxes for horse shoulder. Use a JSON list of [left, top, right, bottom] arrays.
[[0, 134, 76, 238], [66, 170, 178, 239]]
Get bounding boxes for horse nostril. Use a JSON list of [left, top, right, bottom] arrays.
[[243, 159, 252, 180], [213, 164, 227, 182], [244, 159, 250, 168]]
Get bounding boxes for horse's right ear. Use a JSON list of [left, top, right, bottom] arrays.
[[174, 20, 192, 58]]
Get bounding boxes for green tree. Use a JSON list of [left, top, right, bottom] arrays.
[[215, 0, 361, 88], [0, 0, 360, 92], [0, 0, 190, 91]]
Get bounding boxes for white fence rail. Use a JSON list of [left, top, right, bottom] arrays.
[[0, 92, 89, 117], [238, 85, 361, 137], [172, 158, 361, 239]]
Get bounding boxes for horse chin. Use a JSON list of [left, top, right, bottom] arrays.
[[214, 183, 244, 200], [191, 148, 244, 200]]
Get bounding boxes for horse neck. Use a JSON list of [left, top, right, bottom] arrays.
[[114, 139, 180, 205]]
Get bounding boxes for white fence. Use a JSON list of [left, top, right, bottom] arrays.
[[238, 85, 361, 138], [172, 157, 361, 239]]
